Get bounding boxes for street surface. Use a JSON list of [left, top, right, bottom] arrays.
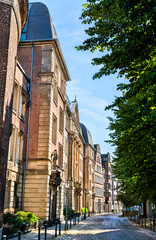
[[57, 214, 156, 240]]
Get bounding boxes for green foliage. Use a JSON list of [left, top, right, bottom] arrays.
[[77, 0, 156, 202], [63, 208, 75, 217], [117, 192, 138, 208], [3, 212, 16, 225], [77, 0, 156, 81], [81, 207, 88, 214], [4, 211, 38, 225]]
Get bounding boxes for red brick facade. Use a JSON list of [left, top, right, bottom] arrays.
[[0, 0, 28, 229]]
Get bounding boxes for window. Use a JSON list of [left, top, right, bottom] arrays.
[[4, 180, 11, 209], [59, 107, 64, 133], [95, 175, 103, 184], [52, 114, 57, 144], [95, 187, 103, 197], [16, 131, 23, 165], [19, 90, 26, 119], [8, 126, 16, 162], [97, 165, 101, 173], [58, 143, 63, 168], [13, 82, 18, 112]]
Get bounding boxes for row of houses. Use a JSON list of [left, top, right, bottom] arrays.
[[0, 1, 121, 229]]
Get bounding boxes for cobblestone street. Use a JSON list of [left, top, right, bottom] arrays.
[[57, 214, 156, 240]]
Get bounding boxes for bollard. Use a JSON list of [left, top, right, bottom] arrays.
[[55, 221, 57, 237], [70, 217, 72, 228], [153, 216, 155, 232], [2, 236, 7, 240], [45, 224, 47, 240], [150, 218, 152, 230], [38, 225, 41, 240], [18, 231, 21, 240], [59, 221, 61, 236]]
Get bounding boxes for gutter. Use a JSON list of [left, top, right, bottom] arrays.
[[21, 43, 34, 209]]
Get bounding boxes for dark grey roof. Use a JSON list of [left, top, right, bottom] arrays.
[[101, 153, 109, 162], [80, 123, 94, 147], [20, 2, 57, 42], [94, 144, 98, 150]]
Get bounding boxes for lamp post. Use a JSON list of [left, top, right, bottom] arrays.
[[65, 180, 70, 230], [84, 188, 87, 219]]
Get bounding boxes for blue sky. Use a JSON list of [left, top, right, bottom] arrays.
[[30, 0, 123, 155]]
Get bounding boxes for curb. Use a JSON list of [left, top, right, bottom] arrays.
[[125, 219, 156, 240]]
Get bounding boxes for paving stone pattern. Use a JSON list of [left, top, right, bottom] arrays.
[[56, 214, 156, 240], [10, 214, 156, 240]]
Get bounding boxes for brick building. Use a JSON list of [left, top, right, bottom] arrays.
[[4, 62, 30, 213], [101, 153, 112, 213], [0, 0, 28, 234], [17, 2, 71, 221]]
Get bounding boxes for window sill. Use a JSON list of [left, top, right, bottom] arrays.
[[19, 116, 25, 122]]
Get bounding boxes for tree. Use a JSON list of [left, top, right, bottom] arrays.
[[77, 0, 156, 80], [77, 0, 156, 202], [107, 76, 156, 202]]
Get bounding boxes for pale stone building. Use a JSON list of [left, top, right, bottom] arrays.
[[94, 144, 103, 213], [65, 97, 84, 215], [80, 123, 95, 213]]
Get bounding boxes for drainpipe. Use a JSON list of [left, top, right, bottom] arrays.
[[67, 112, 71, 210], [21, 44, 34, 209]]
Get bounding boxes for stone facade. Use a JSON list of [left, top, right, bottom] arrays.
[[65, 99, 84, 214], [1, 2, 120, 230], [94, 144, 103, 213]]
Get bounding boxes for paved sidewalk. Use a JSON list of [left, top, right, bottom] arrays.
[[9, 216, 95, 240]]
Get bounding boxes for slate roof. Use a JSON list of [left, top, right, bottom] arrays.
[[80, 123, 94, 147], [94, 144, 98, 150], [20, 2, 57, 41], [101, 153, 109, 162], [70, 100, 77, 113]]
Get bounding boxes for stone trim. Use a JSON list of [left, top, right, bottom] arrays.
[[0, 0, 21, 39]]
